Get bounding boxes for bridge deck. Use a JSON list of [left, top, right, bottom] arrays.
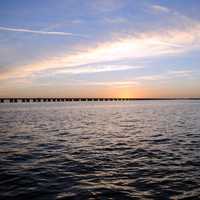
[[0, 98, 200, 103]]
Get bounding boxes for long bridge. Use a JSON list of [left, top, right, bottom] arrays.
[[0, 98, 200, 103]]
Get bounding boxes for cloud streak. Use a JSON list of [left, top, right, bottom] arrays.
[[80, 70, 194, 87], [0, 26, 86, 37], [151, 5, 170, 13], [55, 65, 142, 75], [136, 70, 194, 81], [1, 17, 200, 81]]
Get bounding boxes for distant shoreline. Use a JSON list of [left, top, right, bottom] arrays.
[[1, 97, 200, 103]]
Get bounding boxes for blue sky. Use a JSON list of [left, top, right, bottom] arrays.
[[0, 0, 200, 97]]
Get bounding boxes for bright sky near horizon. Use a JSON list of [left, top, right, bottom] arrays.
[[0, 0, 200, 98]]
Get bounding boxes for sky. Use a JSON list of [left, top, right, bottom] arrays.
[[0, 0, 200, 98]]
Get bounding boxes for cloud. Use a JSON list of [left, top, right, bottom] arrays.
[[75, 80, 139, 86], [1, 19, 200, 81], [54, 65, 142, 74], [136, 75, 163, 81], [51, 80, 139, 88], [167, 70, 193, 77], [136, 70, 194, 82], [0, 26, 87, 37], [45, 69, 194, 87], [79, 70, 194, 87], [151, 5, 170, 13]]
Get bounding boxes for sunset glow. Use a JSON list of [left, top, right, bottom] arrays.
[[0, 0, 200, 98]]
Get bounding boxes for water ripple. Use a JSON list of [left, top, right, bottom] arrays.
[[0, 101, 200, 199]]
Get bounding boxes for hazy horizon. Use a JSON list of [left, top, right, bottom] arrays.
[[0, 0, 200, 98]]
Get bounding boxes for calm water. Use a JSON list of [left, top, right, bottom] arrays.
[[0, 101, 200, 200]]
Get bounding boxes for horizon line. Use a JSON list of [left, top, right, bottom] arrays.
[[1, 97, 200, 103]]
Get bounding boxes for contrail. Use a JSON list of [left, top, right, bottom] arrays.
[[0, 26, 87, 37]]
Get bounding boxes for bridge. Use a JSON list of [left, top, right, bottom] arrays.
[[0, 98, 200, 103]]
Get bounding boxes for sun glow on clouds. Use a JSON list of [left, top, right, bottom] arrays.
[[1, 1, 200, 98], [1, 22, 200, 82], [55, 65, 142, 74]]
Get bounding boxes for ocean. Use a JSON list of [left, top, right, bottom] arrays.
[[0, 100, 200, 200]]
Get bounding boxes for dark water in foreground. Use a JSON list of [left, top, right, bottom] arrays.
[[0, 101, 200, 200]]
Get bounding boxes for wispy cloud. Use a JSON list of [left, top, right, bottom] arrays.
[[136, 70, 194, 81], [151, 5, 170, 13], [55, 65, 142, 74], [75, 80, 139, 86], [167, 70, 193, 77], [0, 26, 86, 37], [53, 69, 194, 86], [81, 70, 194, 87], [58, 80, 139, 88], [1, 19, 200, 81]]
